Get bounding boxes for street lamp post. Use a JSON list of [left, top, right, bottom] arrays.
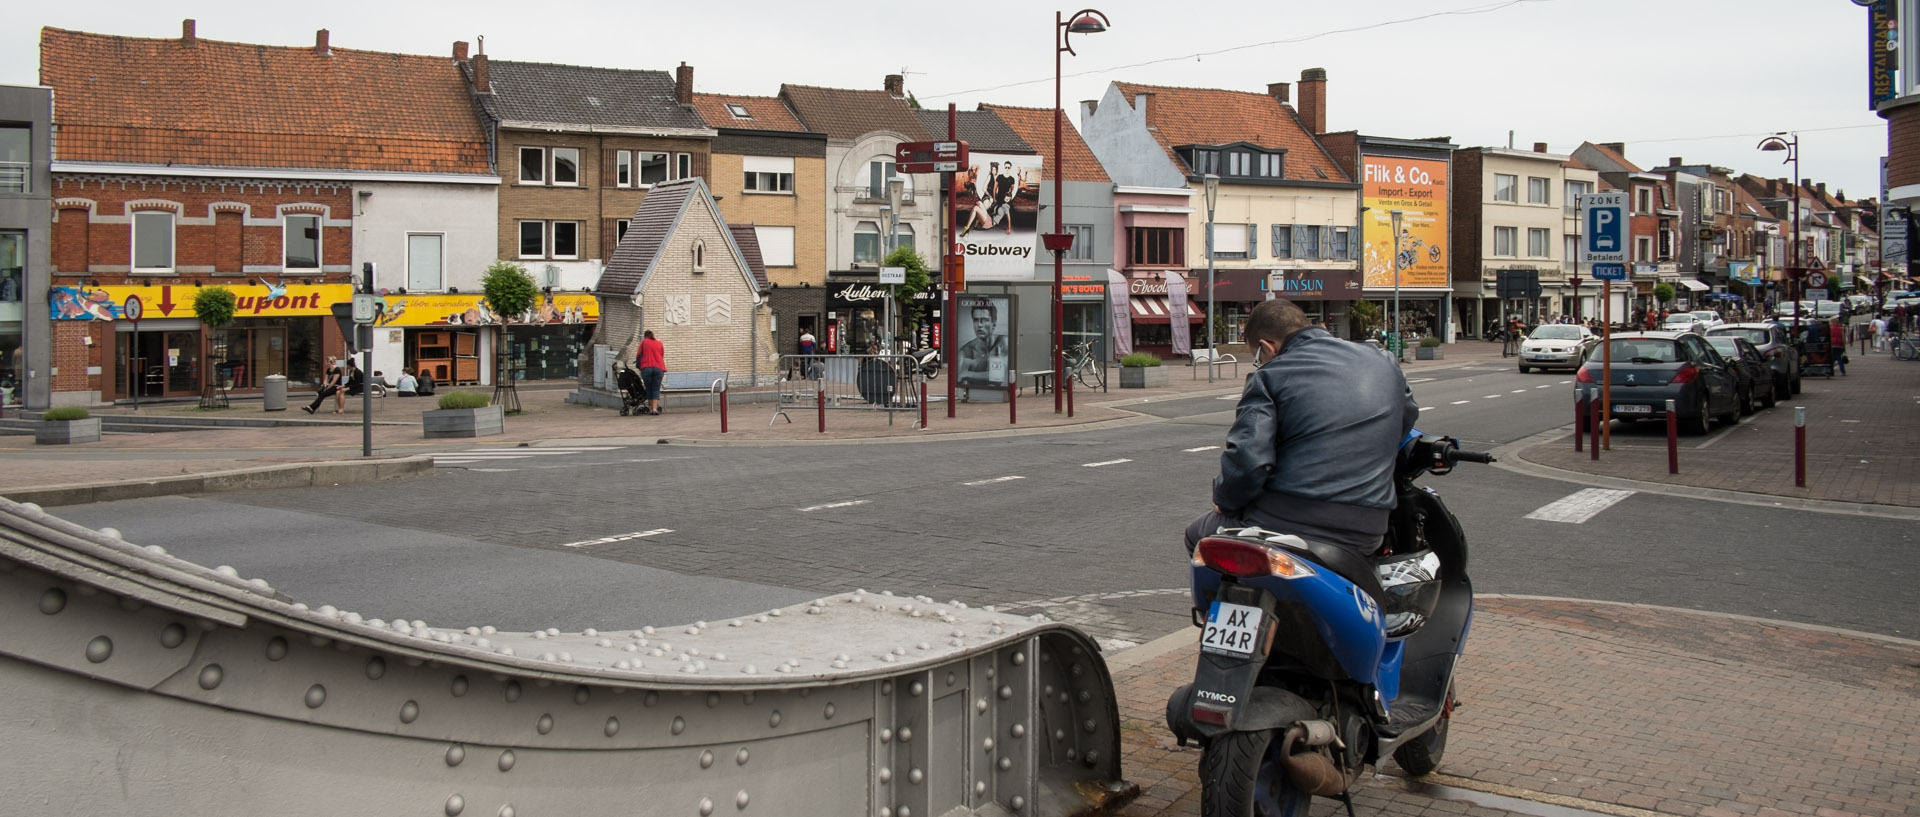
[[1757, 133, 1801, 338], [1053, 9, 1109, 412], [885, 176, 905, 354], [1390, 209, 1404, 359], [1204, 173, 1219, 381]]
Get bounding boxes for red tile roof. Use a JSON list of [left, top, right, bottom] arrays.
[[1111, 82, 1348, 183], [778, 84, 928, 142], [1562, 157, 1591, 171], [977, 104, 1109, 183], [691, 93, 806, 133], [41, 27, 490, 174]]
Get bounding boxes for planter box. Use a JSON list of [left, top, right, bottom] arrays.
[[36, 418, 102, 445], [422, 405, 503, 438], [1415, 346, 1444, 360], [1119, 366, 1167, 388]]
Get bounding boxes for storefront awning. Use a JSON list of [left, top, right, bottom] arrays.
[[1679, 279, 1711, 292], [1130, 295, 1206, 324]]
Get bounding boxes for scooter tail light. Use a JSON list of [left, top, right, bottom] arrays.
[[1195, 537, 1314, 579], [1191, 706, 1228, 726], [1671, 365, 1699, 384]]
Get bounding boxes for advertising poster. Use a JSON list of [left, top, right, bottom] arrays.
[[954, 293, 1013, 389], [955, 153, 1044, 282], [1361, 156, 1450, 289]]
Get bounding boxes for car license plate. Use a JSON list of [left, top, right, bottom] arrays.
[[1527, 353, 1550, 360], [1614, 404, 1652, 413], [1201, 601, 1262, 658]]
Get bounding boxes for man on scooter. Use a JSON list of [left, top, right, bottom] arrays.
[[1185, 299, 1420, 559]]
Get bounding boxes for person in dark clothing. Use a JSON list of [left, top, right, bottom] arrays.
[[1185, 299, 1421, 558], [415, 369, 436, 396], [303, 364, 345, 414]]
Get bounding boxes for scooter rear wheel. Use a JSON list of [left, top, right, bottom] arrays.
[[1201, 729, 1310, 817], [1391, 684, 1453, 776]]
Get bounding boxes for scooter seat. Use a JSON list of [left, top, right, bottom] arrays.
[[1220, 528, 1389, 608]]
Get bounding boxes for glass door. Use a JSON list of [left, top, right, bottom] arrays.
[[251, 327, 287, 387], [164, 330, 201, 396]]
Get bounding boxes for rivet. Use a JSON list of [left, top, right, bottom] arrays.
[[400, 701, 420, 724], [445, 793, 464, 815], [700, 749, 715, 769], [499, 806, 515, 817], [1010, 794, 1026, 811], [504, 681, 521, 703], [1043, 684, 1054, 696], [998, 757, 1013, 771], [768, 710, 782, 728], [898, 726, 912, 742], [1078, 690, 1091, 703], [1055, 729, 1066, 741], [605, 717, 620, 737], [259, 635, 287, 661], [452, 676, 469, 697], [736, 748, 750, 766], [707, 692, 721, 708], [536, 714, 554, 735], [881, 808, 893, 817], [1070, 663, 1083, 677], [1085, 749, 1100, 765], [1067, 748, 1078, 761], [975, 781, 987, 795], [160, 623, 188, 649], [1011, 723, 1026, 738], [909, 768, 924, 785], [446, 744, 465, 766], [998, 685, 1012, 700], [879, 767, 892, 783], [198, 664, 224, 690], [698, 796, 714, 816], [909, 681, 924, 697], [824, 703, 836, 719], [899, 807, 912, 817], [735, 791, 749, 810], [743, 691, 756, 705], [1083, 719, 1097, 733], [1059, 692, 1070, 703], [1011, 651, 1025, 666], [881, 680, 893, 696], [644, 691, 660, 707], [671, 716, 686, 735], [946, 672, 957, 686], [366, 657, 386, 680], [880, 728, 893, 742], [498, 749, 516, 772], [983, 737, 994, 752], [986, 667, 996, 679], [38, 588, 66, 615], [305, 684, 326, 708]]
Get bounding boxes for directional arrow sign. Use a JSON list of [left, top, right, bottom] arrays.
[[896, 140, 969, 174], [156, 285, 176, 316]]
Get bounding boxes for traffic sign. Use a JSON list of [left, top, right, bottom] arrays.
[[895, 140, 969, 174], [1580, 192, 1628, 263], [1592, 263, 1628, 281], [123, 294, 144, 322], [879, 266, 906, 285], [1806, 270, 1828, 289]]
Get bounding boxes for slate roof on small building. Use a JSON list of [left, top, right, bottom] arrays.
[[1111, 82, 1348, 183], [691, 93, 806, 133], [40, 27, 490, 174], [727, 224, 771, 290], [913, 109, 1031, 153], [977, 104, 1110, 183], [600, 177, 759, 297], [779, 84, 928, 141], [471, 60, 709, 132]]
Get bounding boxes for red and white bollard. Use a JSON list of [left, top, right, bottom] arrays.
[[1589, 398, 1602, 461], [1575, 392, 1586, 452], [918, 381, 928, 429], [1794, 406, 1807, 487], [817, 386, 826, 434], [719, 387, 729, 434], [1008, 382, 1017, 425], [1665, 398, 1678, 474]]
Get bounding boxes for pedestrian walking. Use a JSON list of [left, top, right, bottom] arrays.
[[1871, 315, 1888, 352], [1829, 318, 1848, 375], [636, 329, 666, 416]]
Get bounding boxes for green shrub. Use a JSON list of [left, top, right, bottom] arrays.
[[192, 286, 238, 328], [1420, 336, 1443, 347], [436, 391, 492, 410], [41, 406, 90, 421], [1120, 353, 1163, 368]]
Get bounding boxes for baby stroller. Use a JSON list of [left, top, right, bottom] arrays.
[[615, 362, 649, 416], [1800, 327, 1837, 379]]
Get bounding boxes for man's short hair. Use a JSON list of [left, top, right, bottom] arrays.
[[1243, 299, 1311, 350], [970, 302, 997, 322]]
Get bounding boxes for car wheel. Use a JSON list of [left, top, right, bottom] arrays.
[[1762, 379, 1779, 408], [1685, 394, 1712, 435], [1715, 388, 1740, 426], [1739, 384, 1755, 416], [1790, 376, 1802, 395], [1517, 364, 1529, 374]]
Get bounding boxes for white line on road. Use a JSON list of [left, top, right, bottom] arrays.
[[561, 528, 674, 548], [1450, 400, 1472, 405], [1483, 394, 1502, 399], [468, 468, 518, 472], [799, 500, 870, 512], [1559, 380, 1573, 384], [1217, 395, 1240, 400], [1406, 378, 1435, 384], [1511, 389, 1528, 393], [962, 476, 1026, 486], [1419, 406, 1435, 411], [431, 456, 531, 463], [458, 448, 616, 455], [1535, 384, 1553, 389], [1183, 446, 1221, 452], [1082, 459, 1134, 468], [1523, 489, 1636, 524]]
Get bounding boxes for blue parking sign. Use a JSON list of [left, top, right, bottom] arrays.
[[1579, 193, 1627, 264]]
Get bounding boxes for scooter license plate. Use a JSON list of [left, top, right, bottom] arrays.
[[1201, 601, 1262, 658]]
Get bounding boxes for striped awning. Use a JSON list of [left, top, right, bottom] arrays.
[[1129, 295, 1206, 324]]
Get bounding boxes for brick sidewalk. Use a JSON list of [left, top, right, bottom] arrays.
[[1105, 597, 1920, 817]]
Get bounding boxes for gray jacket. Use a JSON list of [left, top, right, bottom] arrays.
[[1212, 327, 1419, 551]]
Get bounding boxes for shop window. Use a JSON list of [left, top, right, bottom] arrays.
[[284, 214, 321, 271], [133, 211, 175, 272]]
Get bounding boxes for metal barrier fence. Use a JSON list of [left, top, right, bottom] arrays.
[[0, 496, 1136, 815], [772, 354, 928, 428]]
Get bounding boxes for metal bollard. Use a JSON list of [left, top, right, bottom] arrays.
[[1066, 373, 1074, 418], [1794, 406, 1806, 487], [817, 386, 826, 434], [718, 388, 729, 433], [1665, 398, 1678, 474], [1590, 398, 1601, 461], [1008, 381, 1017, 425], [919, 381, 928, 429], [1575, 392, 1585, 452]]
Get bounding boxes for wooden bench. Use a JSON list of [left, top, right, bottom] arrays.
[[1021, 370, 1055, 395], [1187, 348, 1240, 380]]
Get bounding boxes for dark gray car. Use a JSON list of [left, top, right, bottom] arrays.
[[1704, 335, 1772, 413], [1706, 323, 1800, 399], [1575, 331, 1741, 435]]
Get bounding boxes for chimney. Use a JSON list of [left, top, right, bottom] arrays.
[[884, 74, 905, 98], [182, 19, 196, 47], [1267, 82, 1291, 105], [1080, 99, 1098, 117], [1669, 156, 1683, 168], [1817, 182, 1827, 197], [1533, 142, 1548, 154], [1297, 68, 1327, 134], [315, 29, 331, 56], [472, 53, 491, 94], [675, 63, 694, 106], [1600, 142, 1626, 155], [452, 41, 468, 62], [1133, 91, 1151, 117]]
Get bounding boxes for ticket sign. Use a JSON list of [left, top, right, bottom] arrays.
[[1580, 192, 1628, 263], [1592, 263, 1628, 281]]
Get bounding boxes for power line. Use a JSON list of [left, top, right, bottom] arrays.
[[922, 0, 1553, 100], [1614, 123, 1883, 147]]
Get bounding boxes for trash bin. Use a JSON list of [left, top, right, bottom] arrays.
[[263, 374, 288, 412]]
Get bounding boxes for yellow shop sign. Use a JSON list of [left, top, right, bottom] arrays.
[[51, 283, 351, 321], [375, 292, 600, 328]]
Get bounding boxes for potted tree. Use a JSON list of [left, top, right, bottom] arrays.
[[422, 391, 502, 438], [481, 260, 538, 413], [192, 286, 238, 408], [1653, 283, 1676, 311], [35, 406, 100, 445], [1415, 336, 1444, 360], [1118, 353, 1166, 388], [884, 245, 932, 346]]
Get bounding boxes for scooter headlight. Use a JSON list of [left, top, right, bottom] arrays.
[[1194, 537, 1317, 579]]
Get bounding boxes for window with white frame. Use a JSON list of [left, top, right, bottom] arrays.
[[893, 223, 915, 254], [1494, 174, 1517, 203], [1494, 226, 1517, 257], [1212, 223, 1250, 258], [407, 233, 443, 291], [743, 156, 795, 194], [552, 221, 579, 259], [1635, 235, 1653, 262], [869, 160, 897, 199], [853, 222, 880, 264], [676, 153, 692, 181], [132, 211, 175, 272], [1634, 186, 1653, 214], [1564, 179, 1591, 215], [616, 219, 631, 244], [517, 220, 580, 260], [639, 152, 670, 186], [754, 226, 795, 267], [284, 214, 321, 270], [518, 221, 545, 259], [616, 151, 633, 187], [552, 148, 580, 186], [1065, 224, 1094, 261], [1527, 177, 1550, 205], [0, 125, 29, 193], [1527, 227, 1550, 258], [1563, 234, 1578, 269], [1259, 153, 1282, 178], [518, 146, 545, 184]]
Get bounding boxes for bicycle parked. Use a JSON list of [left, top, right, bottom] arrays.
[[1064, 340, 1105, 389]]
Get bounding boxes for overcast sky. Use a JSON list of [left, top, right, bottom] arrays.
[[3, 0, 1888, 199]]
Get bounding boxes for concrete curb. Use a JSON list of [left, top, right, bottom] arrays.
[[0, 455, 436, 508]]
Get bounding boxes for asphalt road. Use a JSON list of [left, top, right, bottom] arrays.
[[53, 362, 1919, 651]]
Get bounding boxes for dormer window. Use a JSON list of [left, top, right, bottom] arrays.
[[1183, 145, 1282, 180], [726, 103, 752, 119]]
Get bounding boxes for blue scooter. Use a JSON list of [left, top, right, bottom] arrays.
[[1166, 432, 1493, 816]]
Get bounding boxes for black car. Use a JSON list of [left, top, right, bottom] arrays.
[[1706, 323, 1800, 399], [1575, 331, 1741, 435], [1703, 335, 1772, 413]]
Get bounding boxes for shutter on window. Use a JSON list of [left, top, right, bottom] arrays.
[[1271, 225, 1284, 259], [1319, 226, 1334, 260], [604, 150, 618, 188], [602, 218, 619, 261], [1247, 225, 1259, 259]]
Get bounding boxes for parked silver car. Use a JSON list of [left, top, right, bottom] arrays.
[[1518, 324, 1600, 373]]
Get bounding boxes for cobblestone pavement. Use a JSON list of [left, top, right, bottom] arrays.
[[1104, 597, 1920, 817]]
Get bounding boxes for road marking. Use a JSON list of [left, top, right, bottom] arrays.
[[561, 528, 674, 548], [1406, 377, 1435, 384], [1450, 400, 1472, 405], [430, 456, 531, 464], [962, 476, 1026, 486], [1217, 395, 1240, 400], [1082, 459, 1134, 468], [1511, 389, 1528, 393], [799, 500, 870, 512], [1183, 445, 1220, 452], [464, 446, 621, 453], [1483, 394, 1501, 399], [1535, 384, 1553, 389], [469, 468, 518, 472], [1419, 406, 1435, 411], [1523, 489, 1636, 524], [1559, 380, 1573, 384]]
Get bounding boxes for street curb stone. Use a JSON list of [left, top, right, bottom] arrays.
[[0, 455, 435, 508]]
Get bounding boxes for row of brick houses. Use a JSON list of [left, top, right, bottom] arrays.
[[3, 22, 1891, 409]]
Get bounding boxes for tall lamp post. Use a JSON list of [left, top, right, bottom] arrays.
[[1051, 8, 1109, 413], [884, 175, 905, 354], [1757, 133, 1802, 338], [1204, 173, 1219, 381]]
